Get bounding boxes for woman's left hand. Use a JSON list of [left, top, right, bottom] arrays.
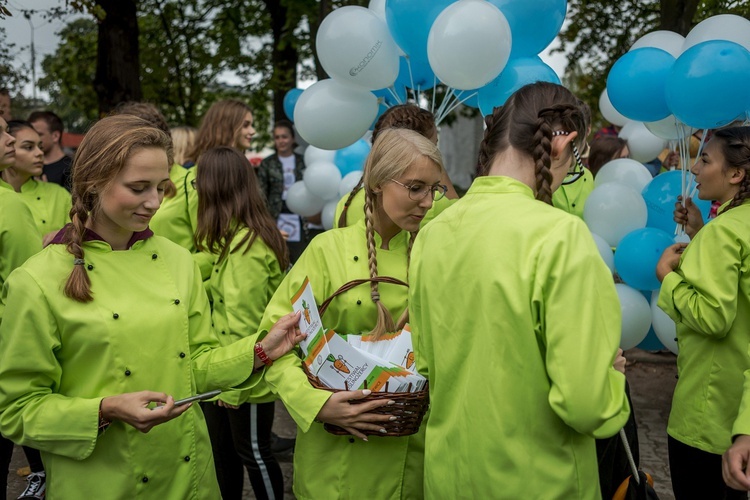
[[613, 348, 626, 374], [656, 243, 687, 282], [260, 311, 306, 361]]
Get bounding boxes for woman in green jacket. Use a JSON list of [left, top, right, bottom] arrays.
[[409, 82, 630, 499], [1, 120, 71, 235], [657, 126, 750, 500], [194, 146, 289, 500], [255, 128, 447, 499], [0, 115, 304, 499]]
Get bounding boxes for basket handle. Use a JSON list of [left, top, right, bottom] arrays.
[[319, 277, 408, 317]]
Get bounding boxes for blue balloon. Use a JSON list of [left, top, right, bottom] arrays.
[[283, 88, 303, 121], [666, 40, 750, 130], [373, 85, 407, 107], [452, 89, 479, 109], [614, 227, 674, 291], [606, 48, 674, 122], [641, 170, 712, 233], [335, 139, 371, 176], [488, 0, 566, 57], [477, 57, 560, 116], [385, 0, 455, 63], [394, 56, 436, 91]]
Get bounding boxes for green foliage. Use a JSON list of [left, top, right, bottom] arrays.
[[0, 26, 29, 94]]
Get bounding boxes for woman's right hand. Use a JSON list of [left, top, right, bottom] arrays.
[[100, 391, 191, 433], [673, 196, 703, 239], [315, 390, 394, 441]]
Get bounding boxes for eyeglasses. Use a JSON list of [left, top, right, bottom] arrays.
[[552, 130, 587, 185], [390, 179, 448, 201]]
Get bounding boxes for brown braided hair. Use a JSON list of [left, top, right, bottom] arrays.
[[712, 127, 750, 212], [337, 104, 437, 228], [362, 128, 444, 339], [63, 115, 174, 302], [476, 82, 588, 205]]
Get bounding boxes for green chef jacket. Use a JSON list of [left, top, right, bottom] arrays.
[[410, 176, 630, 499], [256, 219, 424, 499], [0, 232, 263, 499], [17, 178, 71, 234], [659, 200, 750, 454], [552, 167, 595, 219]]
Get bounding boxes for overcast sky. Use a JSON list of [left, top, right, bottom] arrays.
[[4, 0, 569, 99]]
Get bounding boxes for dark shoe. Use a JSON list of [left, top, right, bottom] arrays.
[[270, 433, 295, 455]]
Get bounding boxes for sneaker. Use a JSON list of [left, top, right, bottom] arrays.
[[270, 433, 295, 455], [18, 471, 46, 499]]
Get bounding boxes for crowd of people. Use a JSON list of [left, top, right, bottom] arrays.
[[0, 80, 749, 500]]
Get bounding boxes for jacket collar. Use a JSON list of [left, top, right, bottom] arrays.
[[49, 224, 154, 250]]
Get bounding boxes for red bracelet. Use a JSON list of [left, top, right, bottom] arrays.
[[254, 342, 273, 367]]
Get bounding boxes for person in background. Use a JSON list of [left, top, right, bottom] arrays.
[[257, 119, 322, 264], [171, 126, 196, 168], [657, 126, 750, 500], [28, 111, 72, 191], [0, 89, 12, 121], [587, 136, 629, 177]]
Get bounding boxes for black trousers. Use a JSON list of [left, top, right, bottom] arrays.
[[202, 401, 283, 500], [669, 435, 748, 500], [1, 436, 44, 500]]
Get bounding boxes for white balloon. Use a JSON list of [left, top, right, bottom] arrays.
[[618, 121, 667, 163], [322, 200, 339, 230], [631, 30, 685, 58], [591, 232, 615, 273], [427, 0, 512, 90], [367, 0, 386, 19], [294, 79, 379, 150], [594, 158, 654, 192], [304, 146, 337, 166], [584, 184, 647, 247], [650, 290, 678, 354], [683, 14, 750, 53], [286, 181, 326, 217], [339, 170, 364, 198], [316, 6, 399, 90], [599, 89, 629, 127], [616, 284, 652, 350], [644, 115, 696, 141], [304, 161, 343, 201], [673, 233, 691, 244]]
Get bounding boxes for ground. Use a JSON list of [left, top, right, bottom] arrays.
[[6, 348, 683, 499]]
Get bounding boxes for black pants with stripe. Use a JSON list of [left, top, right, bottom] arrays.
[[202, 401, 284, 500]]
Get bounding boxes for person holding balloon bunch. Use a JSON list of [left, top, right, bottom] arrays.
[[656, 126, 750, 499]]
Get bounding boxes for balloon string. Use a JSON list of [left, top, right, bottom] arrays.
[[405, 57, 417, 103], [436, 91, 477, 126], [431, 74, 437, 114], [386, 86, 402, 106], [434, 86, 456, 124]]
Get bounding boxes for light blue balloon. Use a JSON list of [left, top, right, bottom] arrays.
[[385, 0, 456, 63], [606, 48, 674, 122], [614, 227, 674, 291], [335, 139, 371, 176], [488, 0, 566, 57], [641, 170, 712, 233], [394, 56, 436, 91], [666, 40, 750, 130], [477, 57, 560, 116], [283, 88, 303, 121]]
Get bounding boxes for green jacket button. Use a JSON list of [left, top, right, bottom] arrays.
[[87, 264, 94, 271], [356, 300, 361, 305], [353, 256, 359, 261], [142, 476, 148, 483], [179, 352, 186, 358], [125, 370, 131, 376], [152, 254, 158, 260], [174, 299, 180, 305], [113, 313, 119, 319], [184, 456, 190, 462]]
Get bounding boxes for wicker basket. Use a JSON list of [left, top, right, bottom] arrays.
[[304, 277, 430, 437]]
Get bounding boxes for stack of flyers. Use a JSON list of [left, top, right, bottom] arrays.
[[291, 278, 426, 393]]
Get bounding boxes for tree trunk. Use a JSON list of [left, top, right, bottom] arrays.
[[93, 0, 142, 115], [659, 0, 701, 35], [263, 0, 300, 122]]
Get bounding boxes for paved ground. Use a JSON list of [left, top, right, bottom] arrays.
[[5, 348, 680, 499]]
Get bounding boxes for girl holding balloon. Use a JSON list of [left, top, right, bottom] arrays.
[[656, 126, 750, 500]]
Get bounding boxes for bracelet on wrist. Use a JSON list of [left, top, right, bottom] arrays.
[[254, 342, 273, 367], [98, 400, 111, 433]]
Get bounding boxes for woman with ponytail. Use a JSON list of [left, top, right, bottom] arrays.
[[254, 128, 446, 498], [409, 82, 630, 498], [656, 127, 750, 499], [0, 115, 305, 498]]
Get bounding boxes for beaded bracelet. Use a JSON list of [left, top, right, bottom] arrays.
[[254, 342, 273, 367], [98, 400, 111, 433]]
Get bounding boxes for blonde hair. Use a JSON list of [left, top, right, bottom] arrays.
[[171, 126, 196, 166], [64, 115, 174, 302], [362, 128, 444, 338], [186, 100, 251, 162]]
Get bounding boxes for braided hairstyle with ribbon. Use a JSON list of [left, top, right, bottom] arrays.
[[711, 127, 750, 212], [362, 128, 444, 339], [63, 115, 173, 302], [476, 82, 588, 205]]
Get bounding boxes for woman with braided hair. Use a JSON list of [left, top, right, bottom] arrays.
[[656, 127, 750, 499], [409, 82, 630, 498], [254, 128, 446, 498], [0, 114, 306, 498], [334, 103, 458, 229]]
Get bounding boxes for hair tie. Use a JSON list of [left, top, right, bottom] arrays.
[[73, 258, 85, 266], [371, 291, 380, 302]]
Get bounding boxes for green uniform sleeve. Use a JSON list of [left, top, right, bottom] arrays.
[[535, 222, 630, 439], [0, 268, 100, 459], [658, 222, 741, 338]]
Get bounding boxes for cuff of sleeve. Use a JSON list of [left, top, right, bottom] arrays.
[[657, 272, 683, 323]]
